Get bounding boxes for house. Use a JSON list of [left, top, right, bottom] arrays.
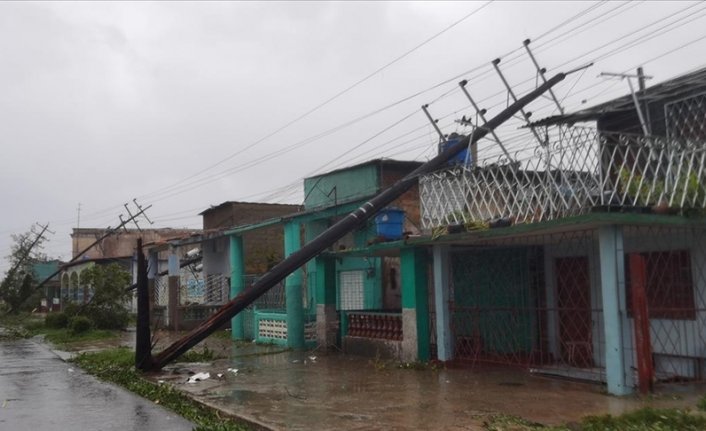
[[412, 67, 706, 395], [143, 202, 297, 330], [61, 228, 199, 311], [206, 159, 424, 352], [33, 259, 63, 311], [59, 256, 132, 307]]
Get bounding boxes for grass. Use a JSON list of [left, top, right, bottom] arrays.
[[0, 312, 43, 339], [73, 348, 249, 431], [580, 407, 706, 431], [0, 311, 118, 347], [483, 407, 706, 431], [38, 327, 117, 346]]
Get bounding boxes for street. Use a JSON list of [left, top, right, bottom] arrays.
[[0, 335, 194, 431]]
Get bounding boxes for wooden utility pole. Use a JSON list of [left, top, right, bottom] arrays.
[[135, 238, 153, 370]]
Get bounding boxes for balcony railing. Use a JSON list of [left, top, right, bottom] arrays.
[[420, 126, 706, 230]]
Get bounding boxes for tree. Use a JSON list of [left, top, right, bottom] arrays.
[[0, 231, 47, 314], [75, 263, 132, 329]]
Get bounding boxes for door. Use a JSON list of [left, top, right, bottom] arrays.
[[555, 256, 593, 367]]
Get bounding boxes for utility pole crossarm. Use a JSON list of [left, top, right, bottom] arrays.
[[34, 203, 152, 291], [149, 70, 569, 370]]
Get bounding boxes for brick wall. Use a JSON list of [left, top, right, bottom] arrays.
[[201, 202, 298, 274]]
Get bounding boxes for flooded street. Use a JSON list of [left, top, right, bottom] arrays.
[[151, 341, 706, 431], [0, 335, 194, 431], [12, 328, 706, 431]]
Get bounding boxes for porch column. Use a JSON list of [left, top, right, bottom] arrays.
[[433, 245, 453, 361], [167, 250, 180, 331], [284, 221, 305, 349], [229, 235, 245, 340], [307, 220, 335, 349], [401, 247, 430, 362], [598, 225, 633, 395], [315, 255, 337, 349]]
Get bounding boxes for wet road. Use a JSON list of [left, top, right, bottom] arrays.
[[0, 336, 195, 431]]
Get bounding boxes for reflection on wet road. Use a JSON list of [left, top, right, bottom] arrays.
[[0, 337, 194, 431]]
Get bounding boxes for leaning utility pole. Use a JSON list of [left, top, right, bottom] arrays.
[[34, 202, 152, 292], [149, 70, 573, 370], [4, 223, 52, 279]]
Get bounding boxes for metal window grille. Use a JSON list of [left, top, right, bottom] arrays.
[[666, 92, 706, 142], [447, 229, 606, 384], [339, 270, 365, 310], [623, 225, 706, 384]]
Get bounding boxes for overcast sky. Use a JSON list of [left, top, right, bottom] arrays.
[[2, 1, 706, 271]]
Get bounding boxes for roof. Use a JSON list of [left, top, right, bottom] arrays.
[[529, 66, 706, 127], [61, 255, 132, 270], [304, 158, 423, 181], [199, 201, 298, 216], [72, 227, 196, 235]]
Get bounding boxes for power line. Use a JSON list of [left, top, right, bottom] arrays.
[[136, 1, 615, 203], [136, 1, 494, 201]]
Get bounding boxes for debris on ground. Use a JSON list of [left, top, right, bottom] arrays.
[[186, 372, 210, 383]]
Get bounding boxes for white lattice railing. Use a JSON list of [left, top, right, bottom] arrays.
[[420, 126, 706, 230], [154, 277, 168, 306]]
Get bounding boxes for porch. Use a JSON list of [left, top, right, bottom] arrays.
[[423, 216, 706, 395]]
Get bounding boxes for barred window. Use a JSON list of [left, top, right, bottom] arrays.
[[625, 250, 695, 320]]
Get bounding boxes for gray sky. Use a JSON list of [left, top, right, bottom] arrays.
[[2, 1, 706, 271]]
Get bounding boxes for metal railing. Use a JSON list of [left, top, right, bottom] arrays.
[[420, 126, 706, 230]]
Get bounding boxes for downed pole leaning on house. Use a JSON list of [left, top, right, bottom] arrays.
[[148, 71, 571, 370]]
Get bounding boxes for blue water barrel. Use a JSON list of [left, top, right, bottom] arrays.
[[375, 208, 405, 240], [438, 134, 469, 166]]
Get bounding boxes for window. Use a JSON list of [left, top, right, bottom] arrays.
[[625, 250, 695, 320], [339, 270, 365, 310]]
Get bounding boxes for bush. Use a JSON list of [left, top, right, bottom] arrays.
[[45, 312, 69, 329], [84, 307, 129, 330], [69, 316, 92, 334], [61, 302, 82, 318]]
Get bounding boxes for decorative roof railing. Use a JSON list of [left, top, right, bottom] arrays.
[[420, 126, 706, 231]]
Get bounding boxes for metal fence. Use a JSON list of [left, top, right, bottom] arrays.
[[448, 229, 607, 383], [443, 223, 706, 389]]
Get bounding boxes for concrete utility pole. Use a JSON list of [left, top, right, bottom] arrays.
[[149, 70, 574, 370]]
